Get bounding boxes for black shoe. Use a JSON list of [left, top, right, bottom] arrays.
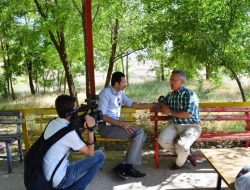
[[113, 164, 129, 179], [125, 166, 146, 178]]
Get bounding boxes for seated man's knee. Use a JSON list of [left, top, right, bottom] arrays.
[[158, 132, 174, 144], [158, 138, 165, 148], [94, 150, 105, 163], [176, 142, 189, 154], [135, 127, 146, 137], [136, 127, 144, 134], [158, 137, 173, 150]]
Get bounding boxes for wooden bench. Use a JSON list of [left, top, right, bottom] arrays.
[[201, 148, 250, 190], [0, 111, 23, 173], [150, 102, 250, 168], [19, 107, 137, 152]]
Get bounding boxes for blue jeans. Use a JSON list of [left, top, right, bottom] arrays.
[[56, 150, 105, 190]]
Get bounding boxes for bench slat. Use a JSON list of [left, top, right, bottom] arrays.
[[201, 115, 250, 121], [151, 115, 250, 121], [200, 107, 250, 112], [0, 119, 23, 125]]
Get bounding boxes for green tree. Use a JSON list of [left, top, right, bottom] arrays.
[[0, 1, 23, 100], [143, 0, 250, 101], [93, 0, 148, 87], [33, 0, 79, 97]]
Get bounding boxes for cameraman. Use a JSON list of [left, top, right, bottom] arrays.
[[43, 95, 105, 189], [98, 72, 154, 179]]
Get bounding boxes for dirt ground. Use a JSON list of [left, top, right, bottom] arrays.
[[0, 150, 231, 190]]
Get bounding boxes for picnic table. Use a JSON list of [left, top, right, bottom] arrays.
[[201, 148, 250, 190]]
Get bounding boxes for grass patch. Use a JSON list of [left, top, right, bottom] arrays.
[[201, 121, 246, 132], [1, 78, 249, 151]]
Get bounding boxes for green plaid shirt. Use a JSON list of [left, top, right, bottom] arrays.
[[164, 86, 200, 124]]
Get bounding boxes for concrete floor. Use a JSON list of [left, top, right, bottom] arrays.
[[0, 151, 230, 190]]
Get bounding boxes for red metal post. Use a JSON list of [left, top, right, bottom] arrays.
[[154, 112, 159, 168], [85, 0, 96, 98], [246, 111, 250, 131]]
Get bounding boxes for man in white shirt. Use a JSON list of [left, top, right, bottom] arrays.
[[43, 95, 105, 189], [98, 72, 154, 179]]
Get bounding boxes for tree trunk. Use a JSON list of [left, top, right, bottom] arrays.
[[160, 62, 165, 81], [57, 70, 61, 92], [64, 73, 67, 93], [1, 41, 10, 95], [34, 0, 77, 98], [227, 67, 246, 102], [6, 43, 11, 95], [48, 30, 77, 97], [9, 75, 15, 100], [26, 61, 36, 95], [52, 71, 56, 91], [34, 71, 39, 92], [105, 18, 119, 87], [126, 55, 129, 86], [42, 72, 46, 94], [205, 63, 212, 80], [121, 57, 125, 73]]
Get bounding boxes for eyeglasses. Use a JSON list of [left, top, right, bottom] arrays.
[[117, 97, 121, 106], [170, 79, 181, 82]]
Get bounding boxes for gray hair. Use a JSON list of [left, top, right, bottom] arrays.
[[172, 70, 186, 80]]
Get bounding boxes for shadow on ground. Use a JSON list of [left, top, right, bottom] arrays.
[[0, 151, 230, 190]]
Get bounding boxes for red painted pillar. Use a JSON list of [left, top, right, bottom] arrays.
[[85, 0, 96, 98], [245, 111, 250, 147], [246, 111, 250, 131], [154, 111, 159, 168]]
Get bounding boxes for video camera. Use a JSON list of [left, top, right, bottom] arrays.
[[153, 95, 166, 112], [70, 96, 104, 131]]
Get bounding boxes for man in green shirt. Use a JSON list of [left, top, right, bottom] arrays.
[[158, 70, 202, 170]]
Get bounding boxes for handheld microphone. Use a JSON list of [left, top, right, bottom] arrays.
[[153, 95, 165, 112]]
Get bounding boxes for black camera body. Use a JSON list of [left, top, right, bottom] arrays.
[[70, 97, 104, 131]]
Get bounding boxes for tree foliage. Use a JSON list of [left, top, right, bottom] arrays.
[[142, 0, 250, 100], [0, 0, 249, 101]]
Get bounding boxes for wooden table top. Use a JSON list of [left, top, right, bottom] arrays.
[[201, 148, 250, 190]]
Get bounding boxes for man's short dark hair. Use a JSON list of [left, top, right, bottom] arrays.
[[172, 69, 186, 80], [55, 94, 76, 118], [111, 72, 125, 86]]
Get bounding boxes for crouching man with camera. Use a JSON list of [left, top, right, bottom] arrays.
[[43, 95, 105, 190]]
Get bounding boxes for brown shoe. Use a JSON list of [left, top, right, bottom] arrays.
[[187, 153, 197, 167], [170, 163, 183, 170]]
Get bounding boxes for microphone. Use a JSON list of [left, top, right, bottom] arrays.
[[153, 95, 165, 112]]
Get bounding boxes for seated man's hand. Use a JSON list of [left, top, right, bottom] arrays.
[[147, 103, 156, 109], [120, 121, 135, 134], [152, 103, 160, 111], [162, 105, 171, 115], [152, 102, 166, 112]]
